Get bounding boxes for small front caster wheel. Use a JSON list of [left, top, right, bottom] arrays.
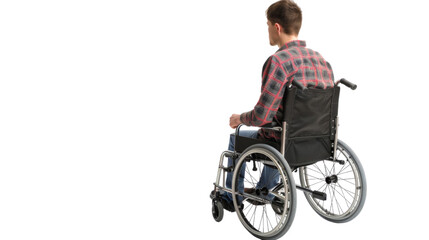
[[212, 200, 224, 222]]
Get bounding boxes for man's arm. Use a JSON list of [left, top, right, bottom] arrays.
[[238, 56, 288, 128]]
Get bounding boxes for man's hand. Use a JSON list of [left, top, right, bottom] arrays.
[[229, 114, 242, 129]]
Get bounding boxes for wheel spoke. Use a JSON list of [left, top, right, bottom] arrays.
[[335, 183, 352, 209], [337, 177, 356, 186], [323, 161, 331, 176], [245, 203, 255, 220], [311, 164, 327, 177], [337, 170, 353, 175], [306, 166, 326, 176], [336, 164, 351, 176], [266, 207, 274, 231], [305, 173, 325, 182], [258, 206, 265, 232], [245, 167, 259, 187], [335, 182, 356, 199], [308, 180, 326, 188], [331, 184, 344, 214]]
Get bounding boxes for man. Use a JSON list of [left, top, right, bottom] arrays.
[[221, 0, 335, 212]]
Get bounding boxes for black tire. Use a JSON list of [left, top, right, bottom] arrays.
[[212, 200, 224, 222]]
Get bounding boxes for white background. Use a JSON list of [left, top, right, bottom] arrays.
[[1, 0, 428, 239]]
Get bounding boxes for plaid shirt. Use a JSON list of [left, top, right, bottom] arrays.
[[240, 40, 335, 142]]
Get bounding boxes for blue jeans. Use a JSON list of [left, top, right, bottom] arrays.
[[224, 130, 280, 203]]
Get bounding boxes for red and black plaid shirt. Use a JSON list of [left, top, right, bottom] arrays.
[[240, 40, 335, 142]]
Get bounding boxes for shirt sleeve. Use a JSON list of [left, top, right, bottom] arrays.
[[240, 55, 288, 127]]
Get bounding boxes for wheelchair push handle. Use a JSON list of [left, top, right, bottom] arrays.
[[336, 78, 357, 90]]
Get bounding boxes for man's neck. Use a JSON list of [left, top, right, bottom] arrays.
[[277, 35, 298, 48]]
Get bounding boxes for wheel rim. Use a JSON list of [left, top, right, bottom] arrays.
[[232, 147, 295, 238], [299, 144, 363, 221]]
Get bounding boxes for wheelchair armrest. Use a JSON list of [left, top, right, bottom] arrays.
[[234, 123, 283, 153], [235, 123, 282, 140], [260, 122, 282, 131]]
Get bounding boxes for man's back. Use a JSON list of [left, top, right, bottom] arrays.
[[273, 40, 334, 90], [241, 40, 334, 142]]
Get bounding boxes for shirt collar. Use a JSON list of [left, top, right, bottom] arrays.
[[276, 40, 306, 52]]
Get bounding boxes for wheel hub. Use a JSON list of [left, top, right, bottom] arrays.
[[325, 175, 338, 184]]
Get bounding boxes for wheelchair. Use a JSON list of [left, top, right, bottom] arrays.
[[210, 79, 366, 239]]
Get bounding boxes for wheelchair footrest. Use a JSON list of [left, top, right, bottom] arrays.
[[221, 166, 234, 172]]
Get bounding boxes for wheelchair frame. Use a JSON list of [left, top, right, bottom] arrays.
[[214, 114, 330, 205], [211, 79, 365, 239]]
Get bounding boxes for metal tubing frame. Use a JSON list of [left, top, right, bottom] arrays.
[[280, 121, 287, 155], [213, 87, 342, 203], [215, 150, 236, 190], [332, 116, 339, 161], [214, 122, 289, 196]]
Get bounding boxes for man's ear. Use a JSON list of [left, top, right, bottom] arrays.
[[274, 23, 282, 34]]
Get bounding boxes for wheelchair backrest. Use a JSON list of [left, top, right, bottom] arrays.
[[282, 85, 340, 167]]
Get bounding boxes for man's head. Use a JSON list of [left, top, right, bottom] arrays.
[[266, 0, 302, 46]]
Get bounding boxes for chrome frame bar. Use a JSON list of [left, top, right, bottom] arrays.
[[280, 122, 287, 155], [215, 150, 235, 189], [332, 116, 339, 161]]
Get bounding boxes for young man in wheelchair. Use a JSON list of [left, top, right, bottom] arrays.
[[216, 0, 335, 212]]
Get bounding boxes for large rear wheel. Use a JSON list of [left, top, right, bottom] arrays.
[[232, 144, 297, 239], [299, 140, 366, 223]]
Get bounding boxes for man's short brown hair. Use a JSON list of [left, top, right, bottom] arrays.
[[266, 0, 302, 35]]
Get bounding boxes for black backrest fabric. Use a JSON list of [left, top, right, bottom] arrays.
[[282, 86, 340, 167]]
